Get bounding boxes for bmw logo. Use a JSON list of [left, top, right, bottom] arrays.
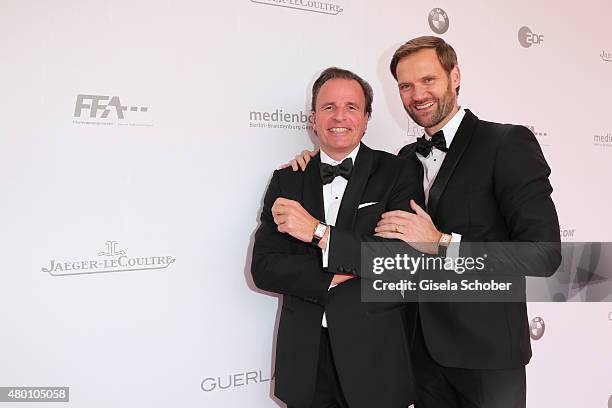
[[428, 8, 449, 34], [529, 316, 546, 340]]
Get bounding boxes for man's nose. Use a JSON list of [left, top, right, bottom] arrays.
[[413, 84, 427, 101], [332, 108, 347, 120]]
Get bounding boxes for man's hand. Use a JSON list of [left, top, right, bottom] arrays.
[[285, 148, 318, 172], [374, 200, 442, 254], [272, 198, 319, 243]]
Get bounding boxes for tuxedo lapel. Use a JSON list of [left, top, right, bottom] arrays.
[[335, 143, 374, 229], [427, 109, 478, 218], [302, 153, 325, 222]]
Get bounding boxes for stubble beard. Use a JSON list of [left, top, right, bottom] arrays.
[[405, 80, 456, 130]]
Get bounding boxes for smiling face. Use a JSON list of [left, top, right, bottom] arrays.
[[312, 78, 369, 160], [395, 48, 460, 135]]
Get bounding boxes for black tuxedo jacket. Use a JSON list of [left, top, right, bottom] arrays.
[[252, 144, 424, 408], [399, 109, 561, 370]]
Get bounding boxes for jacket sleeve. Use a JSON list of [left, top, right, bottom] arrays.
[[459, 125, 561, 277], [327, 159, 426, 277], [251, 170, 333, 304]]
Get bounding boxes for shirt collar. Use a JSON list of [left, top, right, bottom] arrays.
[[426, 107, 465, 150], [320, 143, 361, 165]]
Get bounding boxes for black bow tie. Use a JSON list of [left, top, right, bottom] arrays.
[[415, 130, 448, 157], [320, 157, 353, 185]]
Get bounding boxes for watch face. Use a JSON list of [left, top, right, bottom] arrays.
[[440, 234, 451, 246], [315, 224, 327, 239]]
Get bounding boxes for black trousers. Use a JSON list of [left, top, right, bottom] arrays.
[[289, 328, 350, 408], [412, 319, 526, 408]]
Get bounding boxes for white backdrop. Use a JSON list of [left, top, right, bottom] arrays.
[[1, 0, 611, 407]]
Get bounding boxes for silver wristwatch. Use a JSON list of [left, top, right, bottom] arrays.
[[311, 222, 328, 246]]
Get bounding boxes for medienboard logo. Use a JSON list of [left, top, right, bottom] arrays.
[[601, 50, 612, 63], [73, 94, 153, 127], [201, 370, 272, 392], [250, 108, 313, 131], [250, 0, 343, 15], [41, 241, 176, 277], [428, 8, 449, 35], [529, 316, 545, 340], [518, 26, 544, 48], [594, 131, 612, 148]]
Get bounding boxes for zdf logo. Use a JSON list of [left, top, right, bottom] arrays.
[[73, 94, 148, 119], [518, 26, 544, 48]]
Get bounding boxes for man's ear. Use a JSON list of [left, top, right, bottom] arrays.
[[311, 111, 317, 135], [451, 65, 461, 93]]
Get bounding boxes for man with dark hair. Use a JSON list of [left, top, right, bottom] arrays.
[[310, 67, 374, 115], [252, 67, 424, 408], [289, 37, 561, 408]]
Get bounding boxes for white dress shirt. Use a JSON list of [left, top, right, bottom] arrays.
[[319, 144, 360, 327], [416, 107, 465, 254]]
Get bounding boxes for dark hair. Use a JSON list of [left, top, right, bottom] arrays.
[[389, 36, 460, 95], [311, 67, 373, 116]]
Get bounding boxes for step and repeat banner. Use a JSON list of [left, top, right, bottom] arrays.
[[1, 0, 611, 407]]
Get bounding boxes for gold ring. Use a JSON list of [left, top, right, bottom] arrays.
[[395, 224, 400, 233]]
